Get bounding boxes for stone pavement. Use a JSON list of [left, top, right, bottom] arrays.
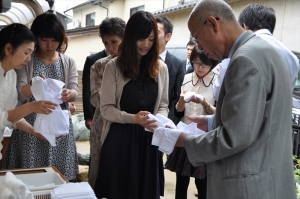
[[76, 141, 197, 199]]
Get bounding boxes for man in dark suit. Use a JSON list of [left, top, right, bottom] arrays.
[[156, 16, 185, 125], [82, 49, 107, 130], [184, 40, 196, 74]]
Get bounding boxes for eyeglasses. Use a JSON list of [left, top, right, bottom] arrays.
[[190, 17, 220, 45], [192, 61, 210, 68]]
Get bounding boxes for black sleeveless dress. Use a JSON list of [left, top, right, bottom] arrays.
[[94, 70, 164, 199]]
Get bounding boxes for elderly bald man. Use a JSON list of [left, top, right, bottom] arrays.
[[175, 0, 296, 199]]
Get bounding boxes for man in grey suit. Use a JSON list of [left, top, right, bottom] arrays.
[[156, 16, 185, 125], [175, 0, 296, 198]]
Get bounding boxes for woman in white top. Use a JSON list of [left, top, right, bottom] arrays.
[[165, 46, 219, 199], [0, 23, 57, 160]]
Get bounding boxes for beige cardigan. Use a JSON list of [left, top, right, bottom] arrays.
[[16, 53, 79, 110], [100, 57, 169, 143]]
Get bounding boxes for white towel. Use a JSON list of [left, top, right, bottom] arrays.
[[152, 128, 182, 155], [51, 182, 96, 199], [31, 76, 70, 146], [183, 91, 204, 102], [0, 172, 34, 199]]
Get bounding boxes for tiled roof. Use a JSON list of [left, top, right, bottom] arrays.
[[152, 0, 198, 16]]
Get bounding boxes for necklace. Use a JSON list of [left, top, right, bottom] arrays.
[[192, 72, 215, 87]]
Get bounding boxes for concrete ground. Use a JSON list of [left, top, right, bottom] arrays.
[[76, 141, 197, 199]]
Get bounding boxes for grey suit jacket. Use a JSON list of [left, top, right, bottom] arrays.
[[184, 31, 296, 199]]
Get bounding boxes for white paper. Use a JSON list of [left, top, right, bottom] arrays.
[[183, 91, 204, 102]]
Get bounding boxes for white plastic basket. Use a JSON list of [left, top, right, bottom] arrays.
[[32, 190, 51, 199]]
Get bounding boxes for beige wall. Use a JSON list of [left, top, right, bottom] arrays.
[[65, 34, 105, 70], [68, 0, 300, 71]]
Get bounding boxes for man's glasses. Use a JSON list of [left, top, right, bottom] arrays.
[[192, 61, 210, 68], [190, 17, 220, 45]]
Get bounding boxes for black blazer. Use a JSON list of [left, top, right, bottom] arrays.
[[82, 49, 107, 121], [184, 59, 194, 74], [165, 51, 185, 124]]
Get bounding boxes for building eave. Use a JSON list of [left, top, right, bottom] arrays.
[[66, 25, 98, 38], [152, 0, 198, 16]]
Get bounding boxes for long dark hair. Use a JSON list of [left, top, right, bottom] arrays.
[[0, 23, 35, 60], [116, 11, 159, 79]]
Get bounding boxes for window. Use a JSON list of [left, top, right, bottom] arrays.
[[130, 5, 144, 16], [86, 12, 95, 27]]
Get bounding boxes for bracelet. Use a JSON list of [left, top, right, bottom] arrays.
[[204, 104, 210, 111]]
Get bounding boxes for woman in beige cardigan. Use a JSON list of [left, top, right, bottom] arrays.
[[94, 11, 169, 199]]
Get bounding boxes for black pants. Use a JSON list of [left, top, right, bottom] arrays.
[[175, 173, 207, 199]]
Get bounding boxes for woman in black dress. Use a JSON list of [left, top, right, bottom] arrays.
[[94, 11, 169, 199]]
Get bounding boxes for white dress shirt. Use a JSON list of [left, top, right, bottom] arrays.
[[256, 29, 299, 88], [0, 62, 22, 160]]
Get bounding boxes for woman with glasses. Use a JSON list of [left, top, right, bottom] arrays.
[[2, 14, 79, 181], [0, 23, 58, 160], [165, 46, 219, 199]]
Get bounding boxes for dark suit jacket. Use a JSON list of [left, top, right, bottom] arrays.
[[165, 51, 185, 124], [82, 49, 107, 120], [183, 59, 194, 74]]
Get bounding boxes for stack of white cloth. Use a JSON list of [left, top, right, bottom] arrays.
[[150, 114, 205, 154], [31, 76, 70, 146], [0, 171, 34, 199], [51, 182, 97, 199]]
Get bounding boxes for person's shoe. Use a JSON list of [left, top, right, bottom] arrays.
[[194, 189, 198, 197]]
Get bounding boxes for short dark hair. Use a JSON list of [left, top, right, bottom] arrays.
[[0, 23, 36, 60], [117, 11, 159, 80], [186, 40, 196, 47], [99, 17, 126, 39], [155, 15, 173, 35], [31, 12, 66, 50], [190, 46, 219, 71], [238, 3, 276, 34]]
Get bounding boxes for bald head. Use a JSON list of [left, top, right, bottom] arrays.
[[187, 0, 245, 60], [189, 0, 237, 26]]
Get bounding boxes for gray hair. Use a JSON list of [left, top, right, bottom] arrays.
[[189, 0, 236, 25]]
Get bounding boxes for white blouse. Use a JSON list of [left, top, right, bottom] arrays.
[[181, 71, 217, 124], [0, 62, 19, 160]]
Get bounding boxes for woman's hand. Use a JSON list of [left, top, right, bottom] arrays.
[[69, 102, 76, 115], [30, 100, 58, 114], [61, 88, 75, 102], [132, 111, 157, 132]]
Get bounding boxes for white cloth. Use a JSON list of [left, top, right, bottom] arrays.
[[183, 91, 204, 102], [0, 171, 34, 199], [151, 114, 205, 154], [31, 76, 70, 146], [212, 58, 230, 101], [256, 29, 300, 88], [51, 182, 97, 199], [0, 62, 23, 160]]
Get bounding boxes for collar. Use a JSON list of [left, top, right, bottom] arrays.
[[255, 29, 272, 36], [159, 50, 167, 61], [192, 70, 215, 86], [229, 31, 247, 58]]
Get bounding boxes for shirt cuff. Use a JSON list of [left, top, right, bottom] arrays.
[[207, 115, 214, 131]]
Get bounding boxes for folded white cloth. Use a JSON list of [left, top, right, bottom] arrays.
[[146, 113, 176, 132], [0, 171, 34, 199], [51, 182, 96, 199], [151, 119, 205, 154], [183, 91, 204, 102], [31, 76, 70, 146], [152, 128, 182, 155]]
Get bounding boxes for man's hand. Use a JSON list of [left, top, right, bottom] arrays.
[[185, 115, 208, 131], [85, 119, 92, 130]]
